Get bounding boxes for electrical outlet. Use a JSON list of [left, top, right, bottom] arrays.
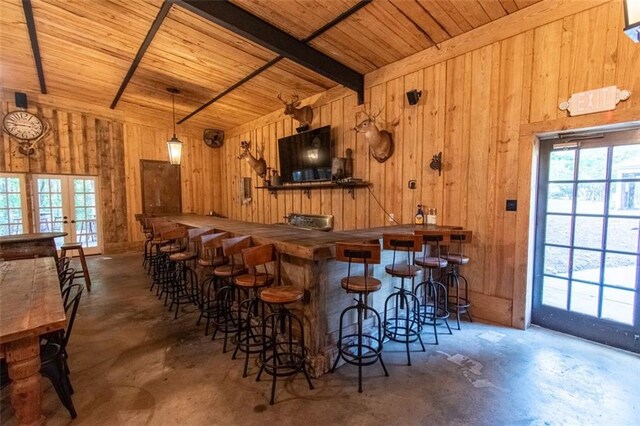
[[506, 200, 517, 211], [389, 213, 395, 222], [408, 180, 417, 189]]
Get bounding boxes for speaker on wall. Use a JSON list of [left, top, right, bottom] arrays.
[[204, 129, 224, 148], [406, 89, 422, 105], [15, 92, 28, 109]]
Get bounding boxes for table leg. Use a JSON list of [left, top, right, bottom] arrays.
[[6, 336, 45, 426]]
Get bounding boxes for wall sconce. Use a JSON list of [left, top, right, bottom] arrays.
[[624, 0, 640, 42], [166, 88, 183, 165], [406, 89, 422, 105], [430, 152, 442, 176]]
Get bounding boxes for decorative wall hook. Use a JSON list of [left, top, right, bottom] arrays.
[[430, 152, 442, 176]]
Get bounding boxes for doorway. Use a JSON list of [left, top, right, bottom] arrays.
[[33, 174, 102, 255], [532, 128, 640, 353]]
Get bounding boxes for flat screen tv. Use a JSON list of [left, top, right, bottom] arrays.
[[278, 126, 333, 184]]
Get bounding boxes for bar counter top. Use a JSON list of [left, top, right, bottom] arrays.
[[166, 214, 454, 261]]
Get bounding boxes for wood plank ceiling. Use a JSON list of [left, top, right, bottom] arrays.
[[0, 0, 541, 131]]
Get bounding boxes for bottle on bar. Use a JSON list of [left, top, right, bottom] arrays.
[[415, 204, 424, 225]]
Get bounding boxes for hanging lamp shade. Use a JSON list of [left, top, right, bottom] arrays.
[[166, 88, 183, 165], [624, 0, 640, 42]]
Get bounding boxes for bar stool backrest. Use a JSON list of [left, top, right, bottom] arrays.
[[222, 235, 252, 266], [383, 233, 421, 271], [152, 220, 178, 238], [241, 243, 275, 276], [200, 232, 229, 260], [336, 242, 380, 291], [448, 230, 473, 257], [415, 229, 451, 259], [161, 226, 188, 247], [187, 228, 216, 255]]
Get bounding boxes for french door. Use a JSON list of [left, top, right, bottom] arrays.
[[33, 175, 102, 255], [533, 128, 640, 353]]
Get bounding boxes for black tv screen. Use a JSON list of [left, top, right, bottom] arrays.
[[278, 126, 333, 184]]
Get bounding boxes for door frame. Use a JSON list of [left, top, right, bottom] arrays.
[[32, 173, 103, 255], [531, 128, 640, 352]]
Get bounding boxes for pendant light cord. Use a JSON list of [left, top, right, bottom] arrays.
[[171, 92, 177, 137]]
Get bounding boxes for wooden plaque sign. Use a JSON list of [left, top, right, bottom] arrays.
[[559, 86, 631, 116]]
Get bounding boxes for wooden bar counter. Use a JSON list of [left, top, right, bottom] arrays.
[[166, 214, 455, 377]]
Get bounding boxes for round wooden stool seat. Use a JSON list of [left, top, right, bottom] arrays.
[[384, 264, 420, 277], [169, 251, 197, 262], [340, 276, 382, 293], [260, 286, 304, 304], [234, 273, 274, 288], [198, 256, 228, 267], [415, 256, 448, 269], [214, 264, 247, 277], [443, 254, 469, 265]]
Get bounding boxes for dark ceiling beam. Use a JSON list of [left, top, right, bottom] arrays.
[[110, 0, 173, 109], [177, 0, 371, 124], [177, 0, 365, 102], [22, 0, 46, 94]]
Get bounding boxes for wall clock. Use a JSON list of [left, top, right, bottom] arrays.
[[204, 129, 224, 148], [2, 110, 50, 156]]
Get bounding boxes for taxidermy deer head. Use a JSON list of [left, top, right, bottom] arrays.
[[277, 93, 313, 128], [354, 106, 394, 163], [237, 140, 267, 178]]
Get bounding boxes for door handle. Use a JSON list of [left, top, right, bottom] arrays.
[[71, 220, 76, 224], [63, 221, 68, 224], [63, 216, 68, 220]]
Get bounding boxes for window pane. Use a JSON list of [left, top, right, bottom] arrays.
[[572, 249, 601, 284], [0, 179, 6, 192], [74, 194, 84, 206], [544, 246, 570, 276], [39, 194, 50, 208], [51, 193, 62, 207], [7, 178, 20, 192], [547, 183, 573, 213], [573, 216, 603, 249], [608, 181, 640, 216], [549, 150, 575, 181], [578, 147, 607, 180], [0, 225, 8, 236], [76, 208, 86, 221], [576, 182, 605, 214], [85, 179, 95, 192], [0, 194, 7, 208], [601, 287, 635, 325], [542, 276, 567, 309], [50, 179, 61, 192], [8, 194, 20, 208], [607, 218, 640, 253], [603, 253, 637, 289], [85, 194, 95, 207], [74, 180, 84, 193], [611, 144, 640, 178], [569, 281, 599, 317], [38, 179, 49, 193], [545, 214, 571, 246]]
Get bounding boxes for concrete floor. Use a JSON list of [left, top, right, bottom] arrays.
[[2, 252, 639, 426]]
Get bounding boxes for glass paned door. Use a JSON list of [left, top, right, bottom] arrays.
[[533, 129, 640, 353], [33, 175, 101, 255], [0, 173, 28, 236]]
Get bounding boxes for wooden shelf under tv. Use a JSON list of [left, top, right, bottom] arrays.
[[255, 181, 370, 199]]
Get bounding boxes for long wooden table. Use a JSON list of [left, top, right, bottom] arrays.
[[0, 232, 67, 261], [0, 258, 66, 425], [167, 214, 458, 376]]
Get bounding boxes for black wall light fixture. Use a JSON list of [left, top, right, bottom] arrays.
[[430, 152, 442, 176], [406, 89, 422, 105]]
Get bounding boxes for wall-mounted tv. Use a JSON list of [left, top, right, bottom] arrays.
[[278, 126, 333, 184]]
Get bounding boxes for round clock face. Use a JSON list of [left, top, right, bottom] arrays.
[[3, 111, 44, 141]]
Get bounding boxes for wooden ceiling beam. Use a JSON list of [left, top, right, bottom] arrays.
[[21, 0, 46, 94], [177, 0, 365, 102], [177, 0, 371, 124], [110, 0, 173, 109]]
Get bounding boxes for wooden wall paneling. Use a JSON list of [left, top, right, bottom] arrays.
[[465, 45, 493, 296], [602, 0, 621, 87], [341, 93, 357, 231], [402, 71, 423, 224], [442, 55, 465, 226], [569, 5, 608, 94], [519, 29, 535, 124], [322, 102, 335, 226], [367, 84, 386, 228], [556, 15, 574, 115], [354, 88, 371, 229], [529, 20, 562, 123], [615, 24, 640, 109], [384, 77, 404, 224]]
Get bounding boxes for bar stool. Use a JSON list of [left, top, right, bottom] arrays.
[[211, 236, 251, 353], [414, 230, 452, 343], [442, 230, 473, 330], [196, 232, 229, 335], [232, 243, 276, 378], [60, 242, 92, 292], [257, 285, 314, 405], [382, 233, 425, 366], [331, 241, 388, 393]]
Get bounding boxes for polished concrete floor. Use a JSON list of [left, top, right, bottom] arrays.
[[2, 253, 639, 425]]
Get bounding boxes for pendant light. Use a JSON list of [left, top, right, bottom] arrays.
[[166, 88, 183, 165]]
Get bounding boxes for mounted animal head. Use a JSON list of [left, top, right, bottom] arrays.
[[354, 106, 394, 163], [237, 140, 267, 178], [277, 93, 314, 127]]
